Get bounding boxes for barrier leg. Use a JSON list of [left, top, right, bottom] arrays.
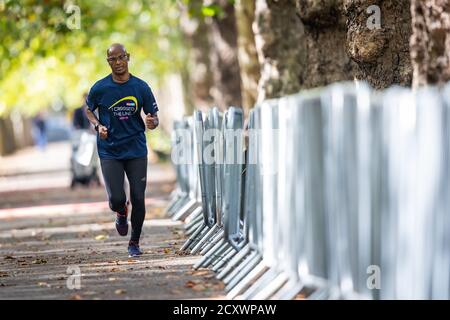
[[199, 229, 225, 255], [241, 267, 277, 300], [193, 237, 227, 269], [228, 260, 268, 299], [190, 224, 221, 254], [252, 272, 289, 300], [172, 198, 199, 221], [184, 206, 203, 229], [211, 247, 239, 272], [202, 241, 233, 269], [271, 280, 304, 300], [216, 243, 250, 280], [179, 223, 208, 252], [224, 251, 260, 291]]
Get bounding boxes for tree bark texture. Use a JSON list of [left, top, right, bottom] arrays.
[[236, 0, 261, 116], [208, 0, 243, 111], [254, 0, 413, 101], [410, 0, 450, 87]]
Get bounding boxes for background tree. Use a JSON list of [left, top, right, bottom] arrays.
[[180, 0, 215, 113], [345, 0, 412, 88], [207, 0, 242, 111], [235, 0, 260, 116], [253, 0, 412, 101], [410, 0, 450, 87]]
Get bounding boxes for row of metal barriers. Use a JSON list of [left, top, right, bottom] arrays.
[[166, 81, 450, 300]]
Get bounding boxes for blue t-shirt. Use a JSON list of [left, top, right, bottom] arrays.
[[86, 74, 158, 160]]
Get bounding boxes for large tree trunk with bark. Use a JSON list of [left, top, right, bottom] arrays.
[[0, 116, 17, 156], [254, 0, 357, 101], [254, 0, 413, 100], [180, 2, 215, 113], [208, 0, 243, 111], [180, 0, 243, 113], [296, 0, 357, 89], [254, 0, 307, 101], [236, 0, 261, 116], [410, 0, 450, 87], [345, 0, 412, 89]]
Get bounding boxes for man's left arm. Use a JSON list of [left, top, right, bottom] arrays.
[[143, 84, 159, 130]]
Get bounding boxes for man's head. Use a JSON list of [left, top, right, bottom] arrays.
[[106, 43, 130, 76]]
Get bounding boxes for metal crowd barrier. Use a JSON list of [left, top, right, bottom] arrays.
[[168, 81, 450, 300]]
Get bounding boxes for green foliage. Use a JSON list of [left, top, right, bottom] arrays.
[[201, 4, 223, 17], [0, 0, 187, 117], [184, 0, 235, 19], [146, 127, 172, 159]]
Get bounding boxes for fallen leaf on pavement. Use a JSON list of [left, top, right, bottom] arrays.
[[108, 277, 116, 281], [32, 259, 47, 264], [37, 282, 51, 288], [94, 234, 108, 241], [192, 270, 209, 276], [192, 284, 206, 291], [184, 280, 196, 288], [70, 294, 82, 300], [163, 248, 171, 254], [213, 282, 225, 290], [114, 289, 126, 295]]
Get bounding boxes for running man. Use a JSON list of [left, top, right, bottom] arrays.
[[85, 43, 159, 257]]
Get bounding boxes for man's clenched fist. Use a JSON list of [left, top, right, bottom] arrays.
[[145, 114, 159, 130], [98, 125, 108, 140]]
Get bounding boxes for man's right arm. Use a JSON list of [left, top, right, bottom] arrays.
[[85, 88, 109, 140], [85, 108, 100, 128], [85, 108, 108, 139]]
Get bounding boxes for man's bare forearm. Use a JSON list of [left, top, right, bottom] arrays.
[[85, 109, 100, 127]]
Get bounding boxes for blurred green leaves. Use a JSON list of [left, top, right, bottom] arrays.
[[146, 127, 171, 158], [184, 0, 234, 19], [0, 0, 187, 117]]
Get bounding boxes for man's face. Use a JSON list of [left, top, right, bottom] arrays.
[[106, 47, 129, 75]]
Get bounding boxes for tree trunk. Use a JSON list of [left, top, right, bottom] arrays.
[[0, 116, 17, 156], [254, 0, 308, 101], [180, 2, 215, 113], [410, 0, 450, 87], [253, 0, 413, 100], [345, 0, 412, 89], [254, 0, 356, 101], [296, 0, 357, 89], [208, 0, 243, 111], [235, 0, 261, 116]]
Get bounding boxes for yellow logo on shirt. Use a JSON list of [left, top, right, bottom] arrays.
[[108, 96, 138, 112], [108, 96, 138, 119]]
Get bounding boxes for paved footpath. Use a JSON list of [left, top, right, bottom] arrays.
[[0, 142, 225, 300]]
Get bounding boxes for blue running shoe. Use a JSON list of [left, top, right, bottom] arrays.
[[128, 241, 143, 257], [115, 203, 129, 236]]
